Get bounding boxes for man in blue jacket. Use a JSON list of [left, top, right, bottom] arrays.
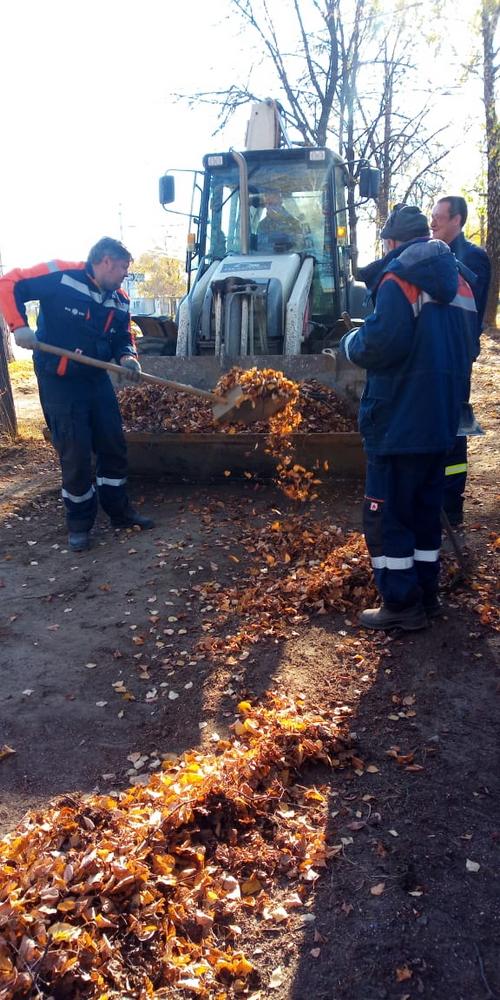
[[431, 196, 491, 526], [341, 205, 477, 630], [0, 237, 154, 552]]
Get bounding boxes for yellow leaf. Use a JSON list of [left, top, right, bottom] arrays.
[[233, 957, 253, 976], [304, 788, 325, 803], [241, 877, 263, 896], [237, 701, 252, 715], [57, 898, 77, 912], [48, 922, 81, 942]]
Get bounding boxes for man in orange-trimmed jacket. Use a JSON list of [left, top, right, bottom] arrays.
[[0, 237, 154, 551]]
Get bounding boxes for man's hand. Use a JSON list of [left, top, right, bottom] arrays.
[[118, 356, 142, 384], [13, 326, 38, 349]]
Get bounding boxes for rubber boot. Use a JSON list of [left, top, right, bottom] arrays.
[[359, 603, 428, 631], [68, 531, 90, 552], [111, 506, 155, 530]]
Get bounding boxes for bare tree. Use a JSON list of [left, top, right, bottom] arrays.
[[178, 0, 450, 257]]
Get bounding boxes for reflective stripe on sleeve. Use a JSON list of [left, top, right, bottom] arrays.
[[343, 330, 356, 362], [414, 548, 440, 562], [445, 463, 467, 476], [371, 555, 414, 570], [62, 485, 95, 504], [96, 476, 127, 487]]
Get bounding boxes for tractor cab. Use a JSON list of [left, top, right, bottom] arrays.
[[198, 146, 350, 343], [159, 112, 378, 362]]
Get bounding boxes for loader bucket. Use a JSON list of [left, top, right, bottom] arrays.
[[137, 351, 364, 399], [114, 352, 366, 483]]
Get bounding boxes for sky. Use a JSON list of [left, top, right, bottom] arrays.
[[0, 0, 490, 272]]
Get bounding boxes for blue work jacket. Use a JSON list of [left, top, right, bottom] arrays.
[[0, 259, 136, 380], [341, 238, 478, 456]]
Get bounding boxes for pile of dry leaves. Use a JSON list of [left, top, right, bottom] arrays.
[[0, 700, 350, 999], [118, 371, 356, 437], [190, 517, 377, 663]]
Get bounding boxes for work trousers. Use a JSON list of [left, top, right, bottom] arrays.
[[364, 453, 446, 609], [38, 373, 130, 532], [443, 435, 467, 526]]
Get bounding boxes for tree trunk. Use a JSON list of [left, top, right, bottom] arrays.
[[482, 0, 499, 328], [0, 317, 17, 438], [379, 52, 393, 232], [2, 316, 14, 362]]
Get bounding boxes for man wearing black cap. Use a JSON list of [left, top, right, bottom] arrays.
[[340, 204, 478, 631]]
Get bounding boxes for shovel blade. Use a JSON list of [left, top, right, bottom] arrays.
[[212, 386, 285, 425]]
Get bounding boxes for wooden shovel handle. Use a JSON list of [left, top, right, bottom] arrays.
[[33, 342, 220, 402]]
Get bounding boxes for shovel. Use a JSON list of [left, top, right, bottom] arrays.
[[32, 342, 283, 426]]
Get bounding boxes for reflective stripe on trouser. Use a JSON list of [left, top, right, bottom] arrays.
[[364, 453, 445, 609], [37, 373, 129, 532], [443, 435, 467, 523]]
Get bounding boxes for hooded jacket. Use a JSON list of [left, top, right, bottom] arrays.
[[0, 260, 136, 380], [341, 237, 478, 456]]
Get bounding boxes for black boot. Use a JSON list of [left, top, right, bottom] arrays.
[[359, 603, 428, 631], [68, 530, 90, 552], [423, 594, 443, 619], [111, 506, 155, 530]]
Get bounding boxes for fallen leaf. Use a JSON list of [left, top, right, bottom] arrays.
[[466, 859, 480, 873], [396, 965, 413, 982], [269, 966, 285, 989], [370, 882, 385, 896], [0, 745, 16, 761]]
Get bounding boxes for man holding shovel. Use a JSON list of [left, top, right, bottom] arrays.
[[0, 237, 154, 551]]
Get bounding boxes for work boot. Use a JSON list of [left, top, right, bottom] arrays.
[[68, 531, 90, 552], [423, 595, 443, 619], [359, 603, 428, 631], [111, 507, 155, 530]]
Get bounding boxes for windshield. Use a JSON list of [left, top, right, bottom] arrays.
[[205, 159, 334, 257]]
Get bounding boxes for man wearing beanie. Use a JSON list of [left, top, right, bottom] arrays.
[[340, 204, 478, 631]]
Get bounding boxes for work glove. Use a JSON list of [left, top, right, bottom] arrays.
[[118, 355, 142, 384], [13, 326, 38, 349]]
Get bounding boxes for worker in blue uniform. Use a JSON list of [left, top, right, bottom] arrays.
[[0, 237, 154, 552], [431, 196, 491, 526], [340, 205, 478, 631]]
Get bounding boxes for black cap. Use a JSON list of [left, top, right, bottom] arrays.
[[380, 203, 430, 241]]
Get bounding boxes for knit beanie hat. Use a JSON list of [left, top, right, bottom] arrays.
[[380, 203, 430, 241]]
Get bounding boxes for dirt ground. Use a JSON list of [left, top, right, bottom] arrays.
[[1, 334, 499, 999]]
